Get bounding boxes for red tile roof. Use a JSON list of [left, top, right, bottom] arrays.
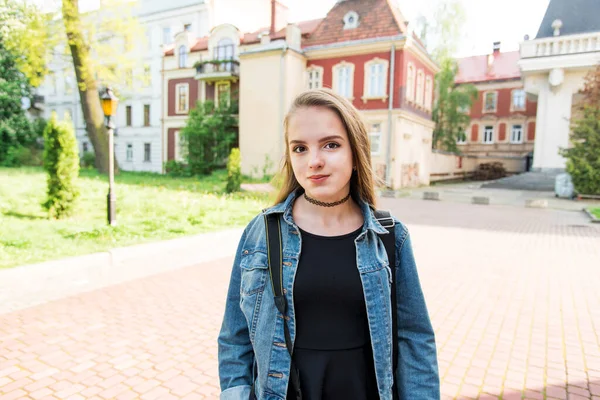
[[302, 0, 407, 48], [455, 51, 521, 84], [164, 18, 323, 56]]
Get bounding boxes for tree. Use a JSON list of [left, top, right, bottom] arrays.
[[425, 0, 467, 63], [561, 65, 600, 195], [225, 148, 242, 193], [42, 113, 80, 219], [432, 58, 478, 152], [181, 97, 238, 176]]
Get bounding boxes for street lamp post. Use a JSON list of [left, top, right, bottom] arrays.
[[100, 87, 119, 226]]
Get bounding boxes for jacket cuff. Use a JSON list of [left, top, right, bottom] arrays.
[[220, 385, 252, 400]]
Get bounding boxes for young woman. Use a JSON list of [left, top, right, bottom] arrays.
[[218, 88, 439, 400]]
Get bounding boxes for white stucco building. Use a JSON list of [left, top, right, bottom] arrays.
[[519, 0, 600, 172]]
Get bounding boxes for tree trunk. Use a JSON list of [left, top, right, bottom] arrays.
[[62, 0, 119, 174]]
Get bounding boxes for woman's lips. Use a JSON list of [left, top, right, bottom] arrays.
[[308, 175, 329, 183]]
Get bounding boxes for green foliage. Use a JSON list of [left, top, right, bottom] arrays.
[[181, 97, 238, 176], [226, 148, 242, 193], [42, 114, 80, 219], [433, 58, 478, 152], [561, 66, 600, 195], [80, 151, 96, 169], [164, 160, 191, 177]]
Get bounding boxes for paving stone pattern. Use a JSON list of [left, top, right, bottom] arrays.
[[1, 198, 599, 399]]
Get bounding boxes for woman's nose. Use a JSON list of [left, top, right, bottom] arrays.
[[308, 152, 324, 169]]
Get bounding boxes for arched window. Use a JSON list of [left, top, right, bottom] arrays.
[[178, 45, 187, 68], [215, 38, 235, 72]]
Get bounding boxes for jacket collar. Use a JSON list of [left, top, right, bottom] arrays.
[[263, 189, 389, 235]]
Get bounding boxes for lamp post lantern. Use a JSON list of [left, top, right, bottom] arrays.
[[101, 87, 119, 226]]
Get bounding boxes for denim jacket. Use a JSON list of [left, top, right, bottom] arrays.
[[218, 190, 440, 400]]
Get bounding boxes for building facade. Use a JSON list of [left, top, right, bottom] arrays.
[[455, 45, 538, 162]]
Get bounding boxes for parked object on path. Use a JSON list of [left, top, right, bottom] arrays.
[[473, 162, 507, 181], [554, 173, 576, 199]]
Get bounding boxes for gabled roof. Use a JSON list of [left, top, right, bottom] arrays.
[[536, 0, 600, 39], [164, 18, 323, 56], [455, 51, 521, 84], [302, 0, 407, 48]]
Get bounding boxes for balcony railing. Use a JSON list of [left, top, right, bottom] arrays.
[[195, 59, 239, 81], [521, 32, 600, 58]]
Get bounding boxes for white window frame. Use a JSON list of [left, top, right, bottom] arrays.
[[415, 69, 425, 107], [178, 45, 188, 68], [511, 89, 526, 111], [369, 123, 382, 155], [343, 11, 359, 29], [406, 63, 415, 102], [425, 75, 433, 110], [215, 81, 231, 107], [306, 65, 323, 90], [144, 142, 151, 162], [175, 83, 190, 114], [457, 130, 467, 144], [483, 91, 498, 113], [510, 124, 524, 144], [363, 58, 389, 101], [174, 130, 187, 161], [126, 143, 133, 162], [483, 125, 494, 144], [332, 62, 355, 100], [125, 105, 132, 126]]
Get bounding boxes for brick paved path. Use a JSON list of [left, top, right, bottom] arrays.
[[1, 199, 599, 399]]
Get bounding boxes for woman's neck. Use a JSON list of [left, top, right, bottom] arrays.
[[292, 193, 363, 235]]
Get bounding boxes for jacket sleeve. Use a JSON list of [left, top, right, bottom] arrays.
[[395, 227, 440, 399], [218, 229, 254, 399]]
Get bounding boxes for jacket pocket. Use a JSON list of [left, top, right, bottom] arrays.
[[239, 250, 269, 296]]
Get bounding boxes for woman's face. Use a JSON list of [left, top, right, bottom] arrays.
[[287, 106, 354, 202]]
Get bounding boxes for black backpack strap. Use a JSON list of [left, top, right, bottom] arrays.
[[374, 210, 399, 400], [264, 213, 303, 400]]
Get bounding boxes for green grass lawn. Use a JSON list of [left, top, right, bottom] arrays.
[[591, 208, 600, 219], [0, 167, 272, 268]]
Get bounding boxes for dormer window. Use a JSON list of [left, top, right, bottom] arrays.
[[343, 11, 359, 29]]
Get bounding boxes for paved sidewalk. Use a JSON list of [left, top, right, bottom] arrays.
[[1, 199, 600, 399]]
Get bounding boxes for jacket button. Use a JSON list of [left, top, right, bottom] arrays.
[[243, 250, 249, 255], [283, 288, 287, 294]]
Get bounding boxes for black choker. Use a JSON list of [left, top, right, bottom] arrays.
[[304, 192, 351, 207]]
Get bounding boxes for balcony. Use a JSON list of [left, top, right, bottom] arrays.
[[195, 59, 239, 81]]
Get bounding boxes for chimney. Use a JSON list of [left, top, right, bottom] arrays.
[[493, 41, 501, 54], [269, 0, 289, 35], [270, 0, 276, 35]]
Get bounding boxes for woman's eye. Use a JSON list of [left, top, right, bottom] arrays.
[[292, 146, 306, 153], [324, 142, 340, 150]]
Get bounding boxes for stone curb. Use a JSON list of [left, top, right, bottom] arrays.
[[583, 208, 600, 223]]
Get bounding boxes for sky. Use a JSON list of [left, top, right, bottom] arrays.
[[287, 0, 551, 58]]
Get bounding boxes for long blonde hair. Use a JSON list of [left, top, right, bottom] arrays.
[[273, 88, 379, 207]]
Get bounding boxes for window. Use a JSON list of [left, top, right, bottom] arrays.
[[178, 45, 187, 68], [216, 82, 231, 106], [425, 76, 433, 110], [174, 130, 187, 161], [415, 70, 424, 106], [144, 143, 151, 162], [364, 59, 388, 99], [307, 67, 323, 90], [83, 142, 89, 152], [144, 104, 150, 126], [176, 83, 189, 113], [163, 27, 172, 44], [143, 65, 151, 87], [457, 131, 467, 144], [483, 126, 494, 144], [184, 23, 192, 32], [484, 92, 498, 112], [511, 124, 523, 143], [126, 105, 132, 126], [65, 73, 74, 94], [406, 63, 415, 102], [369, 123, 382, 155], [343, 11, 359, 29], [126, 143, 133, 161], [333, 62, 354, 99], [512, 89, 526, 111]]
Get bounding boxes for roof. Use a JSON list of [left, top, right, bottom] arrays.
[[455, 51, 521, 84], [164, 18, 323, 56], [536, 0, 600, 39], [302, 0, 406, 48]]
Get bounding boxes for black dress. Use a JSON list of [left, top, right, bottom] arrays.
[[286, 227, 379, 400]]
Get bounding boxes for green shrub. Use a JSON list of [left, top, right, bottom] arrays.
[[42, 114, 80, 219], [80, 151, 96, 169], [225, 148, 242, 193], [164, 160, 191, 177]]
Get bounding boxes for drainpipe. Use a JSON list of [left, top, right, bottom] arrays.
[[385, 43, 396, 188], [279, 43, 288, 163]]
